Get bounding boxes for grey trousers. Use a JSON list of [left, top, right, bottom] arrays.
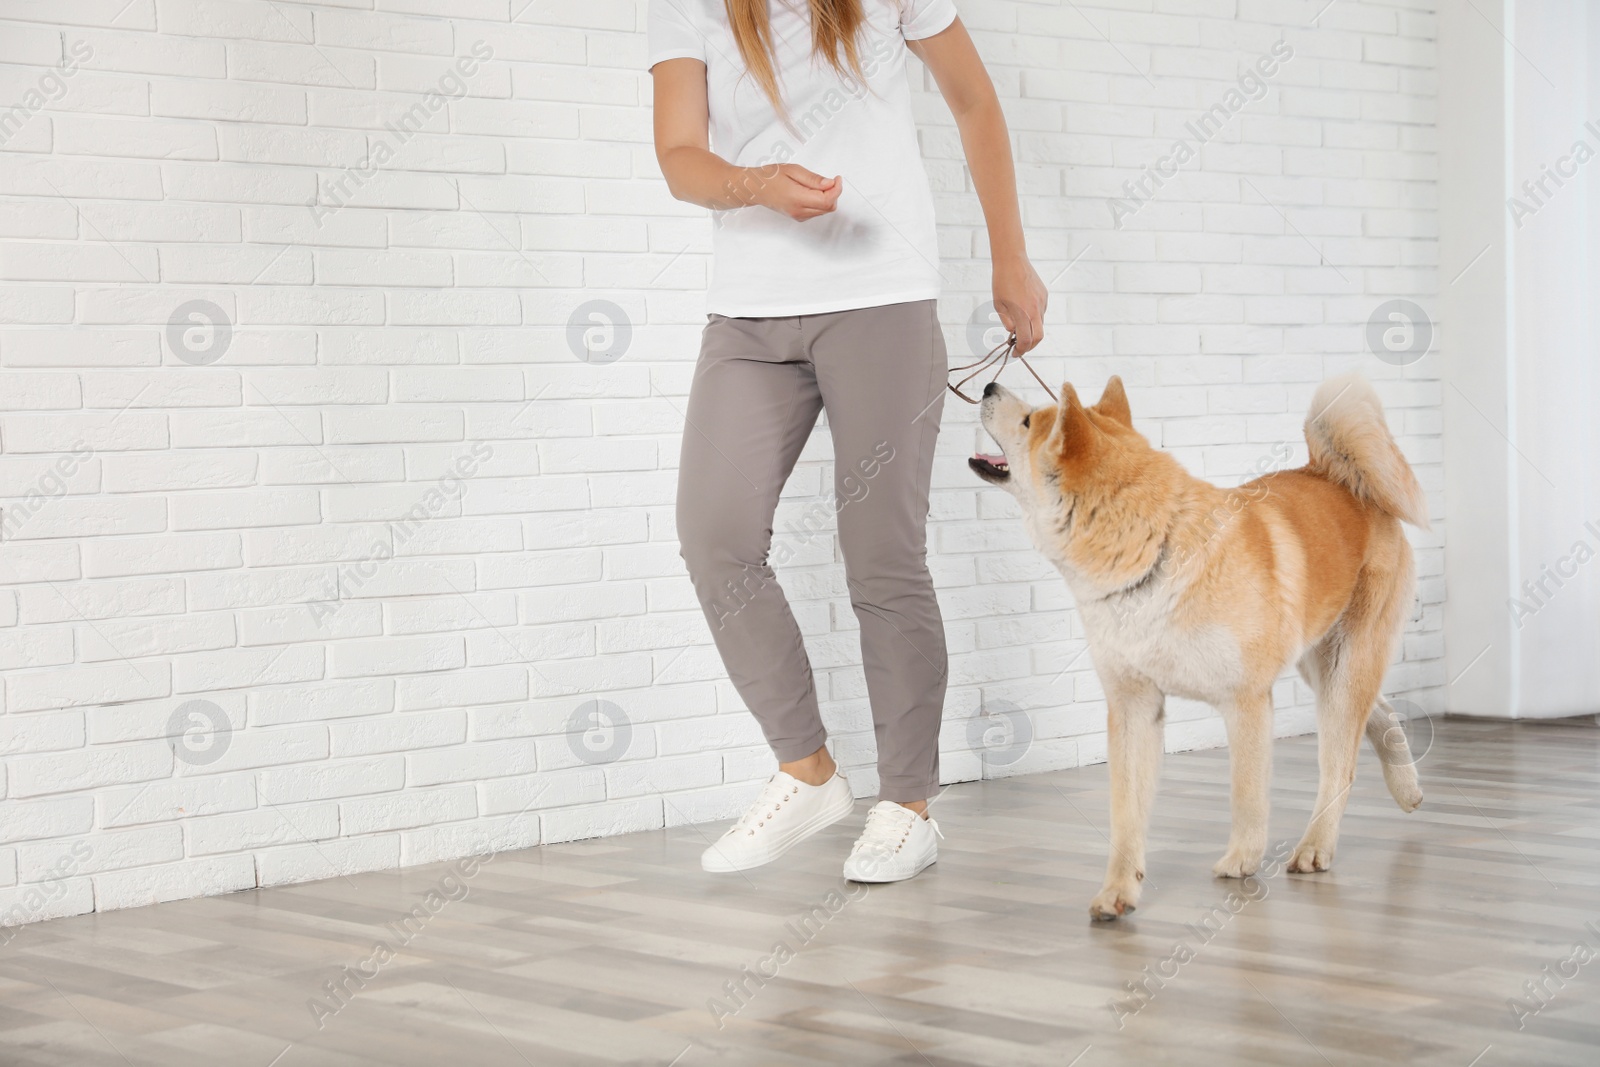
[[676, 299, 949, 802]]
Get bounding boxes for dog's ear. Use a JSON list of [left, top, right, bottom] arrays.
[[1096, 376, 1132, 427], [1050, 382, 1096, 457]]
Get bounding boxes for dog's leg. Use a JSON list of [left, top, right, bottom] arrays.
[[1290, 675, 1367, 872], [1290, 632, 1390, 873], [1365, 696, 1423, 812], [1305, 630, 1421, 814], [1291, 547, 1415, 873], [1089, 674, 1164, 921], [1213, 689, 1273, 878]]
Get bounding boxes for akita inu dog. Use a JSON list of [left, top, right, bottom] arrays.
[[971, 373, 1428, 920]]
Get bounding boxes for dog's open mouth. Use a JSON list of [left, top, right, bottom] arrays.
[[969, 450, 1010, 482]]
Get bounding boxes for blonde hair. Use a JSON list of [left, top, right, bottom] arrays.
[[724, 0, 868, 116]]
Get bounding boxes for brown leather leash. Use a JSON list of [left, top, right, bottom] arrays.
[[946, 333, 1057, 404]]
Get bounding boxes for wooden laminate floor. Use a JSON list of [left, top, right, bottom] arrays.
[[3, 717, 1599, 1066]]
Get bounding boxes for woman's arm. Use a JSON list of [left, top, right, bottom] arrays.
[[652, 59, 843, 220], [909, 22, 1049, 354]]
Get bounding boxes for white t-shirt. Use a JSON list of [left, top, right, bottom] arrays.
[[648, 0, 959, 318]]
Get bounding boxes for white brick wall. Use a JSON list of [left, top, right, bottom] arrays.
[[0, 0, 1445, 928]]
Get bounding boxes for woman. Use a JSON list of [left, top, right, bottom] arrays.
[[650, 0, 1047, 882]]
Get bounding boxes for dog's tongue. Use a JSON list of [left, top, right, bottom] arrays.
[[974, 452, 1008, 467]]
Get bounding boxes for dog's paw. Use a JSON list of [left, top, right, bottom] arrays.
[[1212, 848, 1262, 879], [1387, 778, 1424, 813], [1287, 841, 1334, 873], [1380, 766, 1424, 813], [1089, 884, 1140, 922]]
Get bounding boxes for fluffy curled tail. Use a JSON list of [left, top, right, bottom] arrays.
[[1304, 373, 1429, 528]]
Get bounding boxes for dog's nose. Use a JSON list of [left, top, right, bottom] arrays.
[[983, 381, 999, 398]]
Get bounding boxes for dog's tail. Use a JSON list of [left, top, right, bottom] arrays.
[[1304, 373, 1429, 528]]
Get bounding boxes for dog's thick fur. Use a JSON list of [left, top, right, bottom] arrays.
[[971, 373, 1428, 920]]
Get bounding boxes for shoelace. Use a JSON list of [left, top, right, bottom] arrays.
[[727, 775, 800, 837], [850, 805, 942, 857]]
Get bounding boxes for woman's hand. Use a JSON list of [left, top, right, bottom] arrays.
[[742, 164, 843, 221], [911, 21, 1045, 353], [993, 253, 1048, 355], [654, 60, 841, 220]]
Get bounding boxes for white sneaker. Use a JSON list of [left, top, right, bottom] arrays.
[[700, 771, 855, 873], [842, 801, 942, 883]]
